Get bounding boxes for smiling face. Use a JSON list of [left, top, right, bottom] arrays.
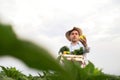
[[69, 30, 80, 43]]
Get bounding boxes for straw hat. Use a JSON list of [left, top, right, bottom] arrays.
[[65, 27, 82, 41]]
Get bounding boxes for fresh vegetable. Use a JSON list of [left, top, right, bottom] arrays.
[[59, 46, 70, 54], [72, 47, 84, 55], [79, 35, 86, 40]]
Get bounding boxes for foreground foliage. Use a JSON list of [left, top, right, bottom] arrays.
[[0, 62, 120, 80], [0, 23, 120, 80]]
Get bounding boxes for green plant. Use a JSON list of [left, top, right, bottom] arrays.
[[0, 66, 28, 80], [73, 47, 84, 55], [59, 46, 70, 54], [0, 23, 73, 80]]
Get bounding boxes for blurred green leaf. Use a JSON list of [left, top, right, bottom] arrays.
[[0, 23, 74, 80], [0, 23, 61, 71]]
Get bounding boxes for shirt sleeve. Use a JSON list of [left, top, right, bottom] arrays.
[[83, 46, 90, 53]]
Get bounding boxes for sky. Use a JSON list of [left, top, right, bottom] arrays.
[[0, 0, 120, 75]]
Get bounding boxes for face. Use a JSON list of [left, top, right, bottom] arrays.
[[69, 30, 80, 42]]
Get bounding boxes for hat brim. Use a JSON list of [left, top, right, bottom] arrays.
[[65, 27, 82, 41]]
